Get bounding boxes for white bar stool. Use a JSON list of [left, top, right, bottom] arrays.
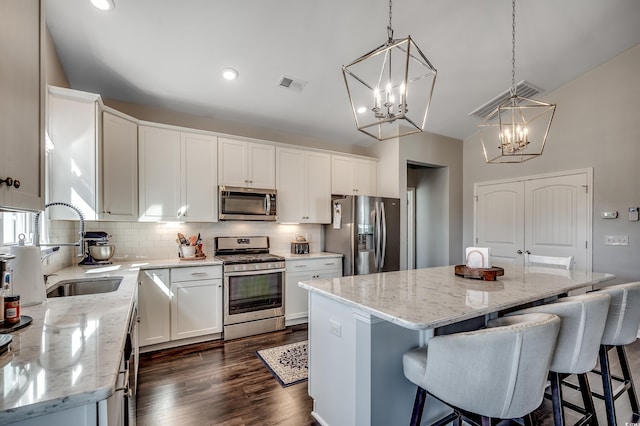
[[594, 282, 640, 426], [501, 293, 611, 426], [402, 313, 561, 426]]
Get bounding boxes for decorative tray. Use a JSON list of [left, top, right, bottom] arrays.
[[0, 315, 33, 333], [179, 255, 207, 261], [454, 265, 504, 281]]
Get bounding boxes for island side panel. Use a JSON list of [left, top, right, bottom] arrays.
[[308, 291, 357, 425], [308, 291, 452, 426]]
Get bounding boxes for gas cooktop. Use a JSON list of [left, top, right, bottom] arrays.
[[215, 253, 284, 264], [214, 236, 284, 264]]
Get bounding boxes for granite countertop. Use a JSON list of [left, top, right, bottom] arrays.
[[299, 264, 616, 331], [0, 258, 222, 424], [273, 251, 343, 260]]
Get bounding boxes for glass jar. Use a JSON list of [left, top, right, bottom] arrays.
[[4, 295, 20, 324]]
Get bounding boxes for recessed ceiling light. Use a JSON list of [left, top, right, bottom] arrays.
[[90, 0, 115, 11], [222, 68, 239, 81], [357, 106, 367, 114]]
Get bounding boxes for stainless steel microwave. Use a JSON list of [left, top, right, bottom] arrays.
[[219, 186, 277, 221]]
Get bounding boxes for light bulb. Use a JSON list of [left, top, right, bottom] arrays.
[[90, 0, 115, 11], [222, 68, 238, 81]]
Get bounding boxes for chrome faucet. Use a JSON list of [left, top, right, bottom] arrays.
[[34, 202, 85, 258]]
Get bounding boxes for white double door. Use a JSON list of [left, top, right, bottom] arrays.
[[474, 170, 592, 272]]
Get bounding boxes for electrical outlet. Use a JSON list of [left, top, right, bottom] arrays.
[[329, 319, 341, 337], [605, 235, 629, 246]]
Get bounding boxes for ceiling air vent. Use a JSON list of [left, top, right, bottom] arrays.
[[277, 74, 307, 92], [468, 80, 543, 120]]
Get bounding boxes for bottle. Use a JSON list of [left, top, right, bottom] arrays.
[[4, 294, 20, 324], [0, 284, 4, 325]]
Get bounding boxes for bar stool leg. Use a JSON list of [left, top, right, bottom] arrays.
[[410, 387, 427, 426], [550, 372, 566, 426], [600, 345, 618, 426], [577, 373, 598, 426], [616, 345, 640, 416]]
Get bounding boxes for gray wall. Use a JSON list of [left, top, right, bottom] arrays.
[[463, 44, 640, 282], [408, 166, 449, 268], [371, 131, 463, 269]]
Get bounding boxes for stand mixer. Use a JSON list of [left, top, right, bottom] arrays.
[[79, 232, 115, 265]]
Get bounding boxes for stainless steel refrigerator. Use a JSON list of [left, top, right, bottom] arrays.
[[324, 195, 401, 276]]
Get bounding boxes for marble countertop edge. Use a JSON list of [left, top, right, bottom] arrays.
[[300, 268, 616, 331]]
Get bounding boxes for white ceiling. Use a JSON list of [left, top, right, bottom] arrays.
[[45, 0, 640, 148]]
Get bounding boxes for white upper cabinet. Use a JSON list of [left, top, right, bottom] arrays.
[[138, 125, 180, 222], [101, 110, 138, 220], [47, 88, 139, 221], [139, 124, 217, 222], [277, 147, 331, 223], [218, 137, 275, 189], [331, 154, 377, 196], [47, 87, 100, 220], [0, 0, 45, 212], [180, 132, 217, 221]]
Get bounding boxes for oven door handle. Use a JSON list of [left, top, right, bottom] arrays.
[[224, 268, 285, 277]]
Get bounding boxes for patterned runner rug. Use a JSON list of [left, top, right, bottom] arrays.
[[256, 340, 308, 387]]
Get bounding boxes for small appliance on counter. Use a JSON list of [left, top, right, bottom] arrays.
[[79, 231, 115, 265], [8, 235, 45, 306], [291, 236, 310, 254]]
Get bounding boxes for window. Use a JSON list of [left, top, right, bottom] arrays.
[[1, 212, 33, 245]]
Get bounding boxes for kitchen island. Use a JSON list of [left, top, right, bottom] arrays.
[[0, 258, 222, 425], [299, 264, 615, 426]]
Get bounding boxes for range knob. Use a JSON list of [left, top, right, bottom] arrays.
[[267, 263, 272, 269], [254, 264, 260, 270], [241, 265, 247, 271]]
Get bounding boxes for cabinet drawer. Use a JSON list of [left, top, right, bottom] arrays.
[[286, 257, 342, 273], [171, 265, 222, 282]]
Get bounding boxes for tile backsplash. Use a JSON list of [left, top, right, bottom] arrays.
[[76, 221, 323, 262]]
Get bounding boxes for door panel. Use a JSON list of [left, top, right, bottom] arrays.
[[475, 171, 591, 272], [475, 181, 524, 266], [525, 173, 588, 271]]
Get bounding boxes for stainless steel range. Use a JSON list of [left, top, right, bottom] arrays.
[[214, 236, 285, 340]]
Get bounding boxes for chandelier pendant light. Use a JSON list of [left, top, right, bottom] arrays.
[[479, 0, 556, 163], [342, 0, 437, 141]]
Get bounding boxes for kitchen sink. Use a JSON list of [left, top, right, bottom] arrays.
[[46, 277, 123, 298]]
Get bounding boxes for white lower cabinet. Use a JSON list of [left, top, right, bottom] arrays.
[[138, 269, 171, 346], [170, 266, 223, 340], [285, 257, 342, 325], [139, 265, 223, 349]]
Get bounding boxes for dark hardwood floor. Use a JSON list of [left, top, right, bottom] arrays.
[[136, 325, 317, 426], [136, 327, 640, 426]]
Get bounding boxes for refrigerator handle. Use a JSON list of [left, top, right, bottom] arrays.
[[373, 201, 380, 272], [380, 201, 387, 270]]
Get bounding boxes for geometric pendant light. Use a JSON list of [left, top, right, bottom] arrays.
[[479, 0, 555, 163], [342, 0, 437, 141]]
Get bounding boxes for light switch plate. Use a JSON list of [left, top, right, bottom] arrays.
[[605, 235, 629, 246]]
